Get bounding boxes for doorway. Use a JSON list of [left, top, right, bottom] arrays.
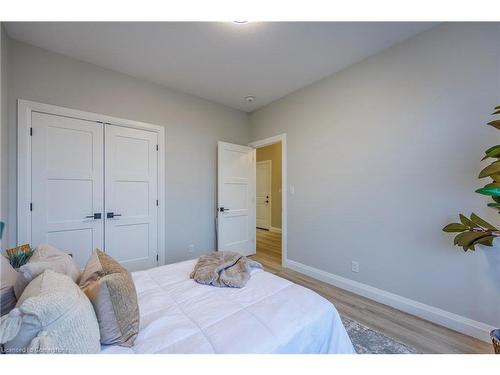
[[253, 139, 283, 267], [256, 160, 272, 230], [216, 134, 287, 267]]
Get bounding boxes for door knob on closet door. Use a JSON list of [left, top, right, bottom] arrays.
[[106, 212, 122, 218]]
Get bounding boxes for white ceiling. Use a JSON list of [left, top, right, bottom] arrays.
[[5, 22, 437, 112]]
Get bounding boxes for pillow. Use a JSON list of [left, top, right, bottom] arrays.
[[0, 270, 100, 354], [1, 286, 17, 317], [1, 254, 18, 288], [79, 250, 139, 347], [2, 255, 20, 316], [13, 244, 80, 299]]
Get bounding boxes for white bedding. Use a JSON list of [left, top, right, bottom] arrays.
[[100, 259, 354, 354]]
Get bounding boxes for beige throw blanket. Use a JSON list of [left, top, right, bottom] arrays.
[[190, 251, 262, 288]]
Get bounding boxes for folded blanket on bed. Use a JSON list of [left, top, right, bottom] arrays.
[[190, 251, 262, 288]]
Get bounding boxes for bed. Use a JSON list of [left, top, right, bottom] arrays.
[[100, 259, 355, 354]]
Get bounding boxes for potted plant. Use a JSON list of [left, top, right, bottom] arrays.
[[0, 222, 33, 269], [442, 106, 500, 353]]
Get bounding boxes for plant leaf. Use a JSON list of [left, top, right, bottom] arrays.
[[487, 202, 500, 208], [472, 235, 496, 247], [454, 231, 491, 251], [487, 120, 500, 130], [490, 174, 500, 182], [493, 195, 500, 203], [470, 213, 498, 230], [478, 160, 500, 178], [475, 182, 500, 196], [459, 214, 478, 229], [485, 145, 500, 154], [482, 145, 500, 160], [442, 223, 469, 232], [484, 182, 500, 189], [493, 109, 500, 115]]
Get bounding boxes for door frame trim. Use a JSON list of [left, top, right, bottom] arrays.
[[17, 99, 166, 266], [256, 160, 272, 230], [249, 134, 287, 268]]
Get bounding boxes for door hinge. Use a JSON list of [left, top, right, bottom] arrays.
[[30, 127, 33, 136], [156, 254, 159, 262], [156, 200, 159, 206], [156, 144, 159, 151], [30, 203, 33, 211]]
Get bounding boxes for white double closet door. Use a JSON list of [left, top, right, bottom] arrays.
[[31, 112, 158, 271]]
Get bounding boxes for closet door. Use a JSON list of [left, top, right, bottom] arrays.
[[31, 112, 104, 267], [104, 124, 158, 271]]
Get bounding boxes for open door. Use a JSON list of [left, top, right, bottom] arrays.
[[217, 141, 256, 256]]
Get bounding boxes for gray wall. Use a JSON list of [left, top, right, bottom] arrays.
[[250, 23, 500, 327], [5, 37, 250, 263]]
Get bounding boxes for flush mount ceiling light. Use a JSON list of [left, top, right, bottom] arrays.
[[244, 95, 256, 103], [232, 21, 248, 24]]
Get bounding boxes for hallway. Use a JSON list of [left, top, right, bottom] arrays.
[[253, 228, 282, 271]]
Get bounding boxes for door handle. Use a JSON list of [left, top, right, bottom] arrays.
[[106, 212, 122, 218], [85, 213, 102, 219], [219, 207, 230, 212]]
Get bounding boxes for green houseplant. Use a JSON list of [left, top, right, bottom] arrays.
[[441, 106, 500, 353], [442, 106, 500, 251]]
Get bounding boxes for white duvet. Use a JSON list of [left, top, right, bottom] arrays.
[[100, 259, 354, 354]]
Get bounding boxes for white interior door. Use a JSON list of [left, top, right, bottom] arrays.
[[217, 141, 256, 256], [31, 112, 104, 267], [256, 160, 271, 230], [104, 124, 158, 271]]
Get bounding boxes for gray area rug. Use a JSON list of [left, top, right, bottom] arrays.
[[342, 317, 419, 354]]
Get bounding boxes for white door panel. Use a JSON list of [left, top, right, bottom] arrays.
[[256, 160, 271, 229], [31, 112, 104, 267], [105, 124, 158, 271], [217, 142, 255, 256]]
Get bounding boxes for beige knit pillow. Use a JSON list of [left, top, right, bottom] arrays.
[[0, 270, 100, 354], [14, 244, 80, 298], [79, 250, 139, 347]]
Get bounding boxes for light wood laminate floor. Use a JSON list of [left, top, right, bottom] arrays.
[[251, 228, 492, 354]]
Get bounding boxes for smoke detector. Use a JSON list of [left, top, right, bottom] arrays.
[[244, 95, 256, 103]]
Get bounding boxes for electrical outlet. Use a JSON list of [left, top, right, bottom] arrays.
[[351, 261, 359, 273], [188, 244, 195, 253]]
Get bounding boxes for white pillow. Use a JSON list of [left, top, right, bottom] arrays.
[[13, 244, 80, 299], [0, 270, 100, 354], [1, 254, 18, 287]]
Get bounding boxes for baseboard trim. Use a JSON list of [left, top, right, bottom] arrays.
[[284, 259, 495, 343], [269, 227, 282, 233]]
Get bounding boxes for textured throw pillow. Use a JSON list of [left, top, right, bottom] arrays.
[[14, 244, 80, 299], [0, 270, 100, 354], [1, 254, 18, 288], [1, 256, 20, 316], [79, 250, 139, 347]]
